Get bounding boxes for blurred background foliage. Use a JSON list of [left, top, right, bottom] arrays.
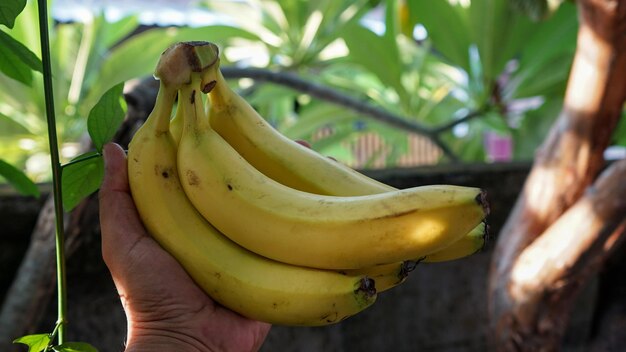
[[3, 0, 620, 187]]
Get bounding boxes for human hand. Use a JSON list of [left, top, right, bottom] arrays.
[[98, 143, 271, 352]]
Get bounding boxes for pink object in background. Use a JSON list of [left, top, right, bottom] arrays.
[[484, 132, 512, 162]]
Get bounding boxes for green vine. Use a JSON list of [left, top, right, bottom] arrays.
[[9, 0, 125, 350], [36, 0, 68, 345]]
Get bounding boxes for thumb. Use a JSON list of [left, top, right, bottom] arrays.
[[100, 143, 130, 193], [99, 143, 148, 267]]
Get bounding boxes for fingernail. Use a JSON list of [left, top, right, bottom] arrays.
[[102, 143, 115, 173]]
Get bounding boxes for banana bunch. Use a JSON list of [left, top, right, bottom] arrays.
[[128, 41, 489, 326]]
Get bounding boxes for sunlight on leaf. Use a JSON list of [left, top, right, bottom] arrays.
[[13, 333, 50, 352], [0, 158, 40, 197], [61, 152, 104, 211], [87, 82, 126, 153], [53, 341, 99, 352], [0, 0, 26, 28]]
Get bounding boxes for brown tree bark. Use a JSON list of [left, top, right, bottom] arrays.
[[488, 0, 626, 350]]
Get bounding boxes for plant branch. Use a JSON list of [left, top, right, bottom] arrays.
[[62, 152, 101, 169], [432, 107, 487, 134], [221, 67, 460, 162], [36, 0, 67, 344]]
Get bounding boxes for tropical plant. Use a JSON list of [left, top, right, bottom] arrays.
[[194, 0, 583, 166], [393, 0, 579, 161], [0, 0, 258, 186], [0, 0, 138, 182]]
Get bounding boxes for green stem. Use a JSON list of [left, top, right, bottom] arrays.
[[37, 0, 67, 344], [62, 151, 102, 169]]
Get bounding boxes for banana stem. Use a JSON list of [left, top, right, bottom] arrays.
[[151, 82, 178, 133], [180, 74, 210, 133], [205, 67, 228, 108], [36, 0, 67, 344]]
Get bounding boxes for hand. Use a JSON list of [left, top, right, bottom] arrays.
[[98, 143, 271, 352]]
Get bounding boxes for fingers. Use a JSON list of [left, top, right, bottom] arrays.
[[295, 139, 311, 148], [99, 143, 148, 269]]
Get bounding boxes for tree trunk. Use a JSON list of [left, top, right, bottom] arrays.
[[488, 0, 626, 350]]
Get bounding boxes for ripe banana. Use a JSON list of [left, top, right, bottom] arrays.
[[422, 221, 488, 263], [342, 222, 486, 290], [164, 43, 481, 291], [128, 81, 377, 326], [201, 55, 487, 265], [177, 70, 487, 270], [206, 64, 390, 196], [170, 100, 184, 144], [127, 41, 491, 326], [341, 261, 418, 292]]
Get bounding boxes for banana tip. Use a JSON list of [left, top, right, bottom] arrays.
[[479, 222, 493, 253], [357, 277, 377, 298], [475, 190, 490, 216], [399, 260, 419, 279]]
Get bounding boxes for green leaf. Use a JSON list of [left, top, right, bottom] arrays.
[[13, 333, 50, 352], [62, 152, 104, 211], [312, 119, 357, 162], [0, 0, 26, 28], [53, 341, 99, 352], [342, 24, 405, 99], [99, 14, 139, 49], [87, 83, 126, 153], [0, 158, 39, 197], [283, 103, 358, 140], [0, 110, 31, 135], [468, 0, 512, 81], [504, 3, 577, 99], [480, 111, 510, 135], [512, 98, 561, 159], [0, 29, 42, 72], [0, 39, 31, 85], [410, 0, 472, 70]]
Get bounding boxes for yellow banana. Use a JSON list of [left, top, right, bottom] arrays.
[[170, 100, 184, 144], [206, 66, 390, 196], [201, 54, 487, 265], [342, 222, 486, 290], [341, 261, 418, 292], [164, 43, 451, 289], [128, 44, 377, 326], [422, 221, 488, 263], [177, 70, 487, 270]]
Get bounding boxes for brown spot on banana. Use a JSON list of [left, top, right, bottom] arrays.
[[186, 170, 200, 186], [154, 165, 174, 179], [202, 80, 217, 93], [321, 311, 339, 323]]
